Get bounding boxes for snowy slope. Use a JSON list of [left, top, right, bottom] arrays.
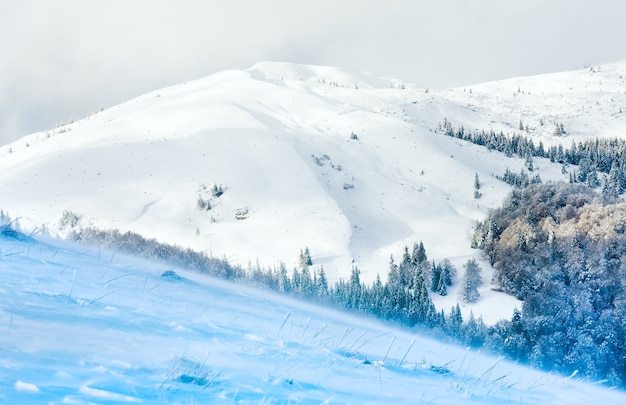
[[2, 228, 625, 404], [1, 61, 625, 324]]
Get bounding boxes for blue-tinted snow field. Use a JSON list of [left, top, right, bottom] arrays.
[[1, 227, 625, 404]]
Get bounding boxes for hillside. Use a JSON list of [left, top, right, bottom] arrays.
[[1, 61, 625, 323], [2, 226, 625, 403]]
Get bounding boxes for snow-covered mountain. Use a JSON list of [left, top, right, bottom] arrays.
[[2, 61, 626, 323], [2, 226, 625, 404]]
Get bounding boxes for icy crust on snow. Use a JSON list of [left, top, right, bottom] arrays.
[[1, 61, 625, 324], [1, 231, 625, 404]]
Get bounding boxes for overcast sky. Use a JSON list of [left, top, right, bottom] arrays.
[[2, 0, 626, 145]]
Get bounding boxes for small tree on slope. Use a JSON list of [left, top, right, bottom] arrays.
[[459, 258, 483, 303]]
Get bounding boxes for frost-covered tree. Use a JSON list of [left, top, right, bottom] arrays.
[[473, 172, 482, 199], [430, 262, 441, 293], [387, 255, 401, 287], [405, 266, 435, 325], [196, 196, 211, 211], [277, 262, 291, 293], [525, 154, 534, 172], [447, 303, 463, 338], [459, 259, 482, 303], [300, 265, 313, 296], [315, 266, 329, 296], [211, 184, 224, 198], [299, 247, 313, 269], [291, 267, 301, 291], [412, 241, 427, 265], [440, 259, 457, 286]]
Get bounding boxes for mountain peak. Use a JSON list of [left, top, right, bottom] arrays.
[[247, 61, 388, 89]]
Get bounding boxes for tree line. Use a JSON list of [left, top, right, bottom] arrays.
[[441, 118, 626, 195]]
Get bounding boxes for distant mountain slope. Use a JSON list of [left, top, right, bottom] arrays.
[[1, 61, 625, 323], [2, 226, 625, 404]]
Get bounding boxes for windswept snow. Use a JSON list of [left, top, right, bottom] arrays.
[[1, 61, 625, 324], [1, 229, 625, 404]]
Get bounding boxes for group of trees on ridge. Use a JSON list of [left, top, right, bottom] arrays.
[[442, 118, 626, 196], [62, 226, 466, 328], [473, 182, 626, 384]]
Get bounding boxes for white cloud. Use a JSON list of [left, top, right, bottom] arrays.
[[1, 0, 625, 144]]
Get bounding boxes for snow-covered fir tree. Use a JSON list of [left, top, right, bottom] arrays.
[[458, 258, 482, 303]]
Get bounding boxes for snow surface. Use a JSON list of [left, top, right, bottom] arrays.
[[1, 61, 625, 324], [1, 229, 625, 404]]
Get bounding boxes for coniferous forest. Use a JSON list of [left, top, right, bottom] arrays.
[[473, 182, 626, 383], [439, 120, 626, 383], [41, 185, 623, 387], [442, 119, 626, 195], [5, 118, 626, 386]]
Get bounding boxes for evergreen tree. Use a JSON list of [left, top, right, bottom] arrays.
[[440, 259, 456, 286], [370, 274, 384, 315], [291, 267, 301, 291], [348, 266, 363, 310], [537, 141, 545, 157], [316, 266, 329, 296], [278, 262, 291, 292], [412, 241, 427, 265], [608, 161, 624, 195], [399, 246, 413, 287], [459, 259, 483, 303], [448, 303, 463, 338], [349, 265, 361, 288], [435, 275, 448, 296], [300, 265, 313, 296], [586, 168, 600, 188], [211, 183, 224, 198], [474, 172, 482, 199], [430, 262, 442, 293], [388, 255, 401, 287], [299, 247, 313, 269], [405, 267, 434, 325], [463, 311, 486, 346], [525, 154, 534, 172]]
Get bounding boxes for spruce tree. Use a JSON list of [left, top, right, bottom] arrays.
[[430, 262, 442, 293], [474, 172, 482, 199], [436, 276, 448, 296], [388, 255, 401, 287], [459, 258, 483, 303], [399, 246, 412, 287], [292, 267, 301, 291], [299, 247, 313, 269], [412, 241, 427, 265], [440, 259, 456, 286], [448, 303, 463, 338], [316, 266, 329, 296], [278, 262, 291, 292], [300, 266, 313, 296], [406, 268, 432, 325]]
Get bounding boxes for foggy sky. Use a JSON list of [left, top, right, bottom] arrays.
[[2, 0, 626, 145]]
